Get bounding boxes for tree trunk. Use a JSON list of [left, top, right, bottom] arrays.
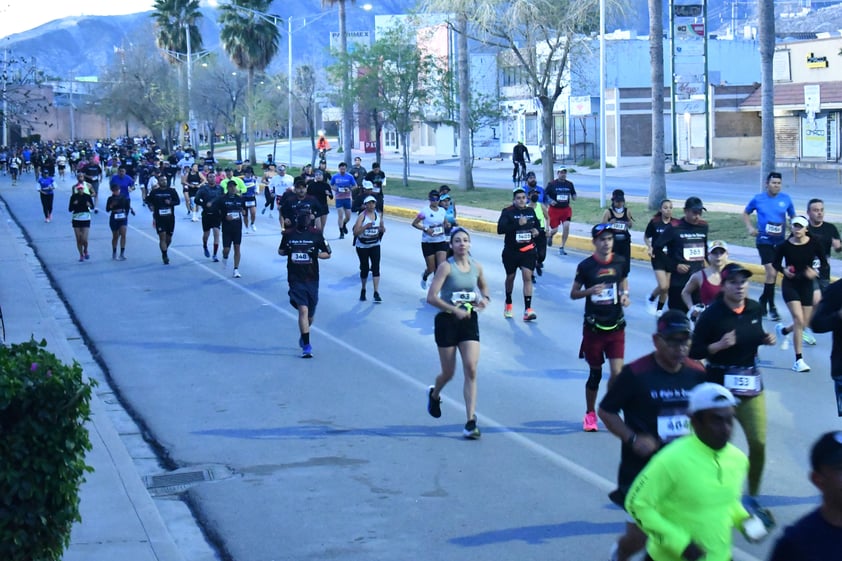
[[648, 0, 667, 210], [247, 67, 256, 164], [340, 0, 354, 162], [758, 0, 776, 189], [373, 111, 382, 165], [402, 132, 409, 186], [456, 13, 474, 191], [541, 98, 554, 186]]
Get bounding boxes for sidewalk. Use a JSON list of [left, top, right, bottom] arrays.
[[0, 202, 183, 561]]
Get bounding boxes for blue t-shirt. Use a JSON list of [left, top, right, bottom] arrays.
[[744, 191, 795, 245], [110, 174, 134, 199], [768, 508, 842, 561], [330, 172, 357, 192], [37, 176, 55, 194], [243, 176, 258, 197]]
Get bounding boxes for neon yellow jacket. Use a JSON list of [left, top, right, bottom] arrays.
[[625, 433, 750, 561]]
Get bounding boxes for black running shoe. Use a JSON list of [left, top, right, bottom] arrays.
[[463, 416, 481, 439], [768, 308, 781, 322], [373, 292, 382, 303], [427, 386, 441, 418]]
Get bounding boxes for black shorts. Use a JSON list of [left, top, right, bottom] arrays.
[[781, 277, 816, 306], [155, 216, 175, 234], [188, 187, 199, 198], [421, 241, 448, 258], [756, 243, 780, 265], [109, 218, 127, 232], [71, 219, 90, 229], [289, 281, 319, 315], [243, 196, 257, 210], [202, 213, 221, 231], [650, 254, 670, 272], [502, 247, 536, 274], [434, 310, 480, 347], [222, 223, 243, 247]]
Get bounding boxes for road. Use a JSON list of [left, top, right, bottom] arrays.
[[1, 167, 839, 561]]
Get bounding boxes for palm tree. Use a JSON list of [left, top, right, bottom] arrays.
[[647, 0, 666, 209], [322, 0, 354, 162], [218, 0, 280, 164]]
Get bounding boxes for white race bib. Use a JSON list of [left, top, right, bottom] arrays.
[[227, 211, 241, 220], [657, 413, 691, 442], [451, 291, 477, 304], [158, 207, 172, 216], [245, 200, 255, 207], [766, 223, 783, 235], [113, 212, 126, 220], [683, 242, 705, 262], [590, 284, 617, 304], [364, 227, 379, 237], [724, 368, 762, 397], [557, 193, 569, 202], [611, 222, 627, 231], [291, 252, 311, 263], [431, 225, 444, 236], [515, 230, 532, 242]]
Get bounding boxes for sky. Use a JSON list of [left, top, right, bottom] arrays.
[[1, 0, 159, 38]]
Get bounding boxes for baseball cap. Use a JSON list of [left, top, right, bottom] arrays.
[[708, 240, 729, 253], [314, 170, 324, 178], [428, 189, 440, 200], [363, 195, 376, 204], [361, 180, 374, 189], [792, 215, 809, 228], [657, 310, 692, 337], [512, 186, 526, 195], [810, 431, 842, 470], [558, 167, 567, 172], [720, 263, 753, 282], [611, 189, 625, 201], [279, 165, 286, 171], [687, 382, 738, 414], [684, 196, 707, 211], [591, 223, 614, 239], [439, 193, 451, 201]]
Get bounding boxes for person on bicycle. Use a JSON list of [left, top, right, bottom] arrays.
[[317, 134, 331, 160], [512, 140, 530, 183]]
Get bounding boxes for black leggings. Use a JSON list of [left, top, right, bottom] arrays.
[[39, 192, 54, 218], [263, 187, 274, 210], [356, 245, 381, 278]]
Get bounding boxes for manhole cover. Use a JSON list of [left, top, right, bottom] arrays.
[[146, 470, 209, 489]]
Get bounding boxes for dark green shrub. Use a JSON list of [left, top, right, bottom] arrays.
[[0, 339, 95, 561]]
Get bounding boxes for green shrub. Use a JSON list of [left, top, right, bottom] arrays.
[[0, 339, 95, 561]]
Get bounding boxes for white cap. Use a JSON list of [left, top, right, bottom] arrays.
[[791, 215, 809, 229], [362, 180, 374, 189], [687, 383, 737, 414], [363, 195, 376, 204]]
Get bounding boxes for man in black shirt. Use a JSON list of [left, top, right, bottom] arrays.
[[653, 196, 709, 312], [512, 140, 530, 182], [213, 180, 245, 278], [279, 209, 331, 358], [144, 176, 180, 264], [282, 180, 327, 230], [810, 279, 842, 417], [544, 167, 576, 253], [364, 162, 386, 212], [807, 198, 841, 294], [571, 223, 630, 433], [599, 310, 706, 561], [497, 186, 540, 321]]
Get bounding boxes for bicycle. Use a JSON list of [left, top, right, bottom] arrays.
[[512, 160, 528, 187]]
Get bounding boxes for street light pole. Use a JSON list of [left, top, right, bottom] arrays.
[[288, 15, 293, 167], [185, 23, 196, 149]]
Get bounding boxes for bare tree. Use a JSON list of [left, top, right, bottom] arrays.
[[1, 54, 53, 142], [192, 56, 249, 160]]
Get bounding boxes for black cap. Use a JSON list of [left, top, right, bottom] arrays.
[[428, 189, 440, 200], [684, 196, 707, 211], [720, 263, 753, 282], [811, 431, 842, 470], [611, 189, 625, 201], [591, 223, 613, 239], [657, 310, 692, 336]]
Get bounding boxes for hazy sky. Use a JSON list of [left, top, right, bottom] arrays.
[[1, 1, 159, 39]]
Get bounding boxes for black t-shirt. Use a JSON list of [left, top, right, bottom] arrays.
[[106, 195, 130, 219], [280, 228, 329, 283], [281, 196, 327, 225], [83, 162, 101, 181], [774, 237, 827, 279], [768, 509, 842, 561], [307, 180, 334, 207], [654, 218, 709, 280], [574, 253, 627, 326], [606, 207, 632, 245], [545, 179, 576, 208], [644, 217, 677, 245], [497, 204, 540, 251], [808, 221, 840, 279], [599, 353, 706, 489], [145, 188, 180, 219], [214, 194, 245, 227]]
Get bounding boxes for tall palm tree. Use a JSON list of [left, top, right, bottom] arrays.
[[647, 0, 666, 209], [218, 0, 280, 164], [322, 0, 354, 162]]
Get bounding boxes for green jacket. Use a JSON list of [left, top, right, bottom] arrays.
[[625, 433, 750, 561]]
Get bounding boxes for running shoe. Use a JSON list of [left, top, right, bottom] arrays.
[[233, 269, 241, 278], [547, 236, 553, 247], [78, 256, 84, 262], [792, 358, 811, 372], [646, 298, 658, 316], [775, 323, 790, 351], [535, 262, 542, 277], [504, 303, 513, 318], [421, 271, 429, 289], [203, 247, 210, 258], [339, 231, 345, 240], [802, 328, 817, 346], [261, 207, 267, 215], [767, 308, 781, 322], [162, 254, 170, 265], [427, 386, 442, 418], [212, 255, 219, 263], [301, 344, 313, 358], [523, 308, 537, 321], [84, 252, 90, 260], [112, 253, 117, 260], [583, 411, 599, 432], [360, 289, 366, 301], [117, 255, 126, 261], [463, 416, 481, 440], [559, 247, 567, 255], [373, 292, 382, 303], [251, 224, 257, 232]]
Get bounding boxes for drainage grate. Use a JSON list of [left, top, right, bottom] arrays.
[[145, 470, 210, 489]]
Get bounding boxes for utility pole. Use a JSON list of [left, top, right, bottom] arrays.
[[2, 49, 8, 147]]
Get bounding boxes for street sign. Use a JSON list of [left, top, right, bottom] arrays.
[[569, 96, 592, 116]]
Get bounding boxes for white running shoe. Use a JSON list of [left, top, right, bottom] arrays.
[[233, 268, 241, 278], [775, 323, 791, 351], [251, 224, 257, 232], [802, 328, 817, 346], [792, 358, 811, 372], [646, 298, 658, 316]]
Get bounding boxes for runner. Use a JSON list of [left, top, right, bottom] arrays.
[[773, 215, 826, 371], [278, 208, 332, 358], [182, 163, 205, 222], [260, 163, 276, 218], [194, 173, 224, 261], [364, 162, 386, 212], [281, 180, 327, 231], [743, 171, 796, 321], [105, 183, 131, 260], [680, 240, 730, 324], [497, 186, 540, 320], [571, 223, 630, 431], [544, 166, 576, 254], [644, 199, 678, 316], [214, 180, 246, 278], [68, 184, 94, 262], [349, 156, 366, 187], [308, 170, 333, 232], [526, 186, 547, 280], [602, 189, 634, 278], [240, 166, 259, 232], [806, 198, 842, 294], [809, 279, 842, 416], [56, 152, 68, 181], [270, 165, 295, 227], [425, 227, 491, 440], [81, 157, 102, 212], [9, 153, 20, 185], [36, 169, 55, 223], [414, 190, 449, 289], [330, 162, 356, 239], [598, 310, 706, 561], [653, 196, 709, 312], [689, 262, 777, 509], [625, 383, 769, 561], [352, 195, 386, 302], [145, 176, 180, 265]]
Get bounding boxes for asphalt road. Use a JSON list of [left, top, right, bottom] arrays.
[[2, 167, 840, 561]]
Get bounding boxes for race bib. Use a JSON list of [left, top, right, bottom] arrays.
[[364, 227, 379, 237], [158, 208, 172, 216], [812, 258, 821, 271], [227, 211, 241, 220], [430, 225, 444, 236], [611, 222, 627, 231], [245, 200, 255, 207], [451, 291, 477, 304], [657, 412, 691, 442], [556, 193, 569, 202], [590, 284, 617, 304], [683, 242, 705, 262], [515, 230, 533, 243], [291, 252, 311, 263], [765, 223, 783, 236], [724, 368, 762, 397], [113, 212, 126, 220]]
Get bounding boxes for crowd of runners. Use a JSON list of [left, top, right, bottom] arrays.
[[4, 138, 841, 560]]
